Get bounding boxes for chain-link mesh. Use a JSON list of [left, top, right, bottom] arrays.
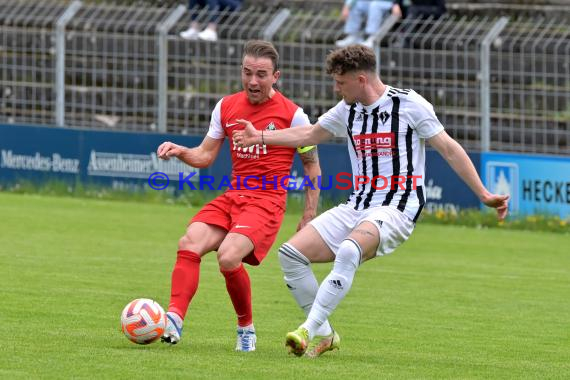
[[0, 0, 69, 126], [63, 3, 173, 131], [378, 15, 499, 151], [491, 17, 570, 155], [0, 1, 568, 155], [166, 7, 273, 134]]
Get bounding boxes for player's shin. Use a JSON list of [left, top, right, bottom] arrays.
[[221, 263, 253, 327], [278, 243, 332, 336], [168, 250, 201, 319], [302, 239, 361, 339]]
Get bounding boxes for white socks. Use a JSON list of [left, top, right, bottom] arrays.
[[278, 243, 332, 337], [301, 238, 361, 339]]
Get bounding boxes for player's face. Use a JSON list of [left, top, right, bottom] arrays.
[[241, 55, 280, 104], [333, 72, 364, 104]]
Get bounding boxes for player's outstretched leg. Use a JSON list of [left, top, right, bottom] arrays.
[[162, 249, 202, 345], [278, 241, 335, 342], [286, 238, 361, 355], [303, 238, 360, 331]]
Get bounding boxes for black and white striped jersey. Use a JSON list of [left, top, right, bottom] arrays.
[[318, 86, 444, 222]]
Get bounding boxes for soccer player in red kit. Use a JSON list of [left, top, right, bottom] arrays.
[[156, 40, 321, 351]]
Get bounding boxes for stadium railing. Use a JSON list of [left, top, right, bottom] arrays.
[[0, 0, 568, 155]]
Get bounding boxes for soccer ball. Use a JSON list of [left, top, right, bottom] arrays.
[[120, 298, 166, 345]]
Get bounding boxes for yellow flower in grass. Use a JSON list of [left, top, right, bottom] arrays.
[[561, 220, 567, 227]]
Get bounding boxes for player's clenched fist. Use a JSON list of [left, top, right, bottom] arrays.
[[157, 141, 184, 160]]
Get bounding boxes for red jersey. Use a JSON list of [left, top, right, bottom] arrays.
[[206, 90, 310, 206]]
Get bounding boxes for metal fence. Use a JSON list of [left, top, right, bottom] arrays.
[[1, 0, 569, 155], [0, 1, 67, 126]]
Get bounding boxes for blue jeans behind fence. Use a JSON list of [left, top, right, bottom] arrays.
[[189, 0, 242, 23], [344, 0, 393, 35]]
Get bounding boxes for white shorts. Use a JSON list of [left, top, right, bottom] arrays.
[[309, 203, 415, 256]]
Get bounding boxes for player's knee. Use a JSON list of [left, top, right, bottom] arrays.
[[178, 234, 191, 250], [216, 248, 241, 270], [178, 233, 201, 252], [334, 239, 362, 272], [278, 243, 310, 273]]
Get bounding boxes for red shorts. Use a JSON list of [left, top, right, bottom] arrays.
[[190, 193, 285, 266]]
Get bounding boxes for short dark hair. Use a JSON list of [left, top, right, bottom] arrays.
[[326, 45, 376, 75], [242, 40, 279, 72]]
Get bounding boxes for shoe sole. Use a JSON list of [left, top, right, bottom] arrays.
[[235, 347, 256, 352], [160, 335, 178, 345], [305, 343, 339, 358], [285, 332, 307, 357], [305, 331, 341, 358]]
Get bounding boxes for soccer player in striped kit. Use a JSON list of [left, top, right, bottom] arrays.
[[157, 40, 321, 351], [233, 44, 509, 357]]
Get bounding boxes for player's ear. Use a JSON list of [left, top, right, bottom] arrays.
[[273, 69, 281, 83]]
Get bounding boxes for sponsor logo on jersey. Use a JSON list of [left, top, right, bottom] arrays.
[[354, 132, 395, 149], [354, 132, 396, 157], [233, 122, 273, 159], [233, 143, 268, 159], [328, 279, 343, 289]]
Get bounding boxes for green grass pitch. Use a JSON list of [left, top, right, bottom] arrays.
[[0, 193, 568, 379]]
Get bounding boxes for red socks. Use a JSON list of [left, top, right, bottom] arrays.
[[168, 250, 252, 327], [221, 264, 253, 327], [168, 250, 201, 319]]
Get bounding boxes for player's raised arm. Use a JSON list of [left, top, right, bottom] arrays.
[[233, 120, 333, 148], [427, 130, 509, 220], [157, 136, 224, 169]]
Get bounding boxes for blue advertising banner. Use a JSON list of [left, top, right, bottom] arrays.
[[0, 124, 203, 192], [1, 124, 481, 211], [481, 152, 570, 218], [424, 149, 480, 213]]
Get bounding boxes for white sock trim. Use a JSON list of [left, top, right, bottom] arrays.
[[279, 243, 311, 265]]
